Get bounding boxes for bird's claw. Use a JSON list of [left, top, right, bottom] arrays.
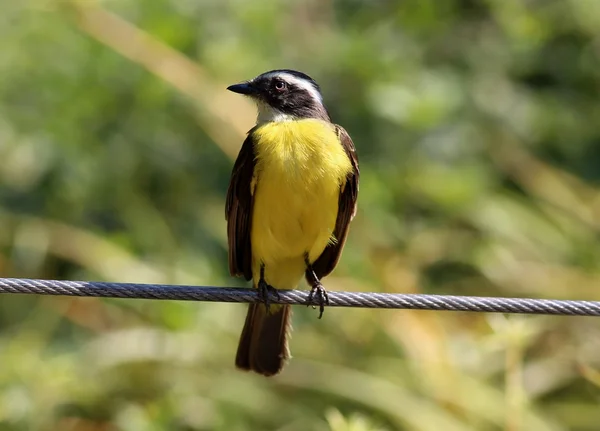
[[257, 279, 280, 314], [307, 282, 329, 319]]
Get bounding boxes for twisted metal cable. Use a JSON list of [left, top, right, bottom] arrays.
[[0, 277, 598, 316]]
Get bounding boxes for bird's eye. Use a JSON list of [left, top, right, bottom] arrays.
[[274, 80, 287, 91]]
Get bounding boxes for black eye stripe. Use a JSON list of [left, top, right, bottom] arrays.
[[246, 69, 330, 120]]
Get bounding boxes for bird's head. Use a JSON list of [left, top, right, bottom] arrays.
[[227, 69, 330, 123]]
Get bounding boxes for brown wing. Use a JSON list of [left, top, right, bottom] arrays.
[[225, 129, 257, 280], [312, 125, 359, 279]]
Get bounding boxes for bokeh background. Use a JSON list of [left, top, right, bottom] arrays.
[[1, 0, 600, 430]]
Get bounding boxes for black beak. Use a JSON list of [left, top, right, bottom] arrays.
[[227, 82, 257, 95]]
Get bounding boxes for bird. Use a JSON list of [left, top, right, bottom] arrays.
[[225, 69, 359, 376]]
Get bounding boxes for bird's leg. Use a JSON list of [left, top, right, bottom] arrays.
[[257, 264, 280, 314], [304, 255, 329, 319]]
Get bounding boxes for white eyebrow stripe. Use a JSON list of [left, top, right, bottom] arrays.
[[264, 72, 323, 104]]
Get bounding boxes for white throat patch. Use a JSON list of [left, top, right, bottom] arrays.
[[256, 102, 295, 124]]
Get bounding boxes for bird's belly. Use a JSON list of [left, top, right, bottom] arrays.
[[251, 172, 339, 266]]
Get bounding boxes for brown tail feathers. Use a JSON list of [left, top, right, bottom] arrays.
[[235, 303, 291, 376]]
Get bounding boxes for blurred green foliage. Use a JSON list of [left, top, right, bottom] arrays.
[[0, 0, 600, 430]]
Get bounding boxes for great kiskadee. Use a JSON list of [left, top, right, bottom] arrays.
[[225, 69, 359, 376]]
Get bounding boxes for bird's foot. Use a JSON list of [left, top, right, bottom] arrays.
[[257, 279, 280, 314], [307, 282, 329, 319]]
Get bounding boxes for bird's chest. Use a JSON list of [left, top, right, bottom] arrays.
[[253, 121, 349, 206], [250, 120, 351, 258]]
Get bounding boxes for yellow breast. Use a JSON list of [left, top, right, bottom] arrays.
[[250, 119, 352, 279]]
